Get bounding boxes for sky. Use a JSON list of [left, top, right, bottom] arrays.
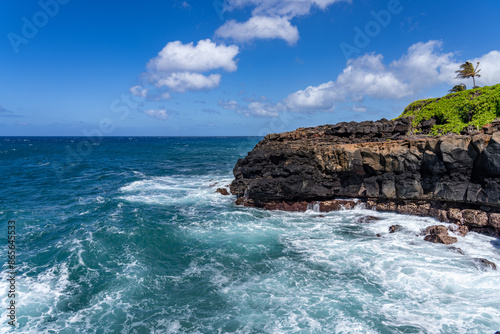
[[1, 0, 500, 136]]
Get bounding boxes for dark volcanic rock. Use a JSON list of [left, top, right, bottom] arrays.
[[448, 246, 465, 255], [389, 225, 403, 233], [356, 216, 381, 224], [231, 118, 500, 237]]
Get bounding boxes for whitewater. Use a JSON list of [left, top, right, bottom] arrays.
[[0, 137, 499, 333]]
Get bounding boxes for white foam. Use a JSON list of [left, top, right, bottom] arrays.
[[118, 175, 234, 207]]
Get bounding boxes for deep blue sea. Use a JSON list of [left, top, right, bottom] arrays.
[[1, 137, 499, 334]]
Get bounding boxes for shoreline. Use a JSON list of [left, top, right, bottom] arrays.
[[230, 118, 500, 239]]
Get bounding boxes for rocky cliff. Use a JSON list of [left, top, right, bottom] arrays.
[[230, 118, 500, 237]]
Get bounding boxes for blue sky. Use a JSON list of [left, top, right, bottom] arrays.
[[1, 0, 500, 136]]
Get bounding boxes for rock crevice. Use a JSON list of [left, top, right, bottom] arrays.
[[231, 118, 500, 237]]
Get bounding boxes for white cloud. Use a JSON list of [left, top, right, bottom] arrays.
[[130, 85, 148, 98], [391, 40, 455, 87], [240, 102, 282, 117], [242, 41, 500, 116], [217, 99, 281, 117], [285, 41, 456, 111], [217, 0, 346, 44], [156, 72, 221, 92], [284, 81, 337, 110], [218, 100, 239, 110], [142, 39, 239, 98], [226, 0, 346, 19], [147, 39, 239, 73], [160, 92, 171, 100], [472, 50, 500, 86], [215, 16, 299, 45], [142, 109, 169, 120]]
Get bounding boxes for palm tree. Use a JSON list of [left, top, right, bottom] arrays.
[[449, 83, 467, 93], [455, 61, 481, 88]]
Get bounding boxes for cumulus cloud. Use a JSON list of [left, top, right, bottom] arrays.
[[156, 72, 221, 92], [241, 40, 500, 116], [142, 109, 170, 120], [226, 0, 346, 19], [130, 85, 148, 98], [472, 50, 500, 86], [147, 39, 238, 73], [138, 39, 239, 98], [218, 99, 280, 117], [217, 0, 346, 44], [285, 41, 456, 111], [218, 100, 239, 110], [244, 101, 282, 117], [215, 16, 299, 45]]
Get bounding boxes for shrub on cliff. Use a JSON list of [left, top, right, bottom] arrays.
[[399, 84, 500, 135]]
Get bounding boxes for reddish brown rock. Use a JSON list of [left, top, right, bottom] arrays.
[[447, 209, 463, 223], [263, 201, 309, 212], [319, 199, 357, 212], [462, 209, 489, 227], [448, 224, 469, 237], [424, 225, 449, 236], [474, 258, 497, 270], [423, 224, 458, 244], [216, 188, 230, 196], [489, 213, 500, 230], [424, 234, 458, 244]]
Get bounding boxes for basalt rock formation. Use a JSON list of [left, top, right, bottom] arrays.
[[230, 117, 500, 237]]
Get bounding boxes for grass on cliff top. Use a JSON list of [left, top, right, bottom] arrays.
[[398, 84, 500, 135]]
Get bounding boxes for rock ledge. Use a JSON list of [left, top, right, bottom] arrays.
[[231, 118, 500, 237]]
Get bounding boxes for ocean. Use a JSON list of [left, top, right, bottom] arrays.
[[1, 137, 499, 334]]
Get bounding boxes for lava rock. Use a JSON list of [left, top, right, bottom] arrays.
[[424, 234, 458, 245], [448, 247, 465, 255], [474, 258, 497, 270], [389, 225, 403, 233], [230, 117, 500, 237], [424, 225, 449, 236], [356, 216, 381, 224], [216, 188, 230, 196]]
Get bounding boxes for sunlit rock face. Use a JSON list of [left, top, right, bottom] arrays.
[[231, 118, 500, 236]]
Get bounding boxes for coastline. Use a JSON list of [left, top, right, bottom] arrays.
[[230, 118, 500, 238]]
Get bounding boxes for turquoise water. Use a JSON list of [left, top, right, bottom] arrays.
[[1, 137, 499, 334]]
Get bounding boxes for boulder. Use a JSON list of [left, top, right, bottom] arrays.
[[356, 216, 381, 224], [424, 225, 449, 236], [424, 234, 458, 245], [389, 225, 403, 233], [423, 224, 458, 244], [216, 188, 230, 196], [448, 247, 465, 255], [473, 258, 497, 270]]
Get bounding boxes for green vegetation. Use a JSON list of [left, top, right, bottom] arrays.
[[449, 83, 466, 93], [399, 84, 500, 135]]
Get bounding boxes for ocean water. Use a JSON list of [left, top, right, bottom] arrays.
[[1, 137, 499, 334]]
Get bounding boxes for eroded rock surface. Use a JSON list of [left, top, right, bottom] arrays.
[[231, 118, 500, 236]]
